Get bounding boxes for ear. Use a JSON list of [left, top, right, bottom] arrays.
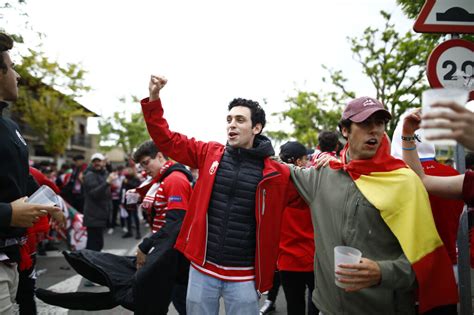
[[295, 157, 305, 167], [341, 126, 349, 138], [252, 123, 263, 135], [156, 152, 165, 161]]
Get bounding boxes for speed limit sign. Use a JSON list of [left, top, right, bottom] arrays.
[[426, 39, 474, 100]]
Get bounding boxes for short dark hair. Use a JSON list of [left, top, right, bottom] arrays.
[[318, 131, 339, 153], [228, 98, 266, 133], [0, 33, 14, 74], [466, 152, 474, 170], [133, 140, 168, 162], [338, 118, 352, 140]]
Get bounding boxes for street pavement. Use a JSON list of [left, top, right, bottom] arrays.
[[32, 222, 290, 315], [32, 222, 474, 314], [34, 225, 141, 315]]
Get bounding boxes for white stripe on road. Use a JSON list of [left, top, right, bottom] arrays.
[[35, 274, 83, 314], [35, 249, 128, 314], [48, 274, 83, 292]]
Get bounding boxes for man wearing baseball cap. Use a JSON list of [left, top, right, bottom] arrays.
[[289, 97, 457, 314], [82, 152, 115, 275]]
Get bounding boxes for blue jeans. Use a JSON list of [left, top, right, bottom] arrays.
[[186, 266, 259, 315]]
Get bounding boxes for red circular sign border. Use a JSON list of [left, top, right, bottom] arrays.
[[426, 39, 474, 100]]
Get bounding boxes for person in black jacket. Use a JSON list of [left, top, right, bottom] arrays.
[[121, 167, 142, 239], [0, 32, 59, 313], [82, 153, 115, 253]]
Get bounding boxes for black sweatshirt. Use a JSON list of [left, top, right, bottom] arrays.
[[0, 101, 30, 261]]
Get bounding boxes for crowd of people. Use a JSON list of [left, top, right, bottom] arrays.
[[1, 31, 473, 315]]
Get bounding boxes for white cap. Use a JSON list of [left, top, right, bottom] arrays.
[[90, 153, 105, 161], [391, 110, 435, 160]]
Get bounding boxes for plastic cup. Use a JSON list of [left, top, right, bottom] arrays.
[[27, 185, 58, 206], [334, 246, 362, 289], [421, 88, 469, 146]]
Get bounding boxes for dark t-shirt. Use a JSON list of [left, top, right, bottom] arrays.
[[463, 170, 474, 207]]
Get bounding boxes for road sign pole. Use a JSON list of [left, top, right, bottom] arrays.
[[457, 204, 472, 315], [454, 144, 472, 315]]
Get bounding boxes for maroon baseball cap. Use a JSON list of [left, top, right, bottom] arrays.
[[342, 97, 392, 123]]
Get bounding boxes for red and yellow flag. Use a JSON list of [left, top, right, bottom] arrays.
[[330, 135, 458, 313]]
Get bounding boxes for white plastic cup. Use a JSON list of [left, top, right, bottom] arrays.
[[334, 246, 362, 289], [27, 185, 58, 206], [421, 88, 469, 146]]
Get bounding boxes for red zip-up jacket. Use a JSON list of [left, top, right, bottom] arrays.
[[141, 97, 302, 293]]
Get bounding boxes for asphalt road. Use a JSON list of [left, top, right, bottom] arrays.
[[32, 222, 292, 315], [32, 222, 474, 315]]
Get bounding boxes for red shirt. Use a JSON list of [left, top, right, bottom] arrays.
[[139, 161, 192, 234], [422, 160, 464, 264], [150, 170, 191, 233], [29, 167, 60, 194], [277, 204, 314, 272]]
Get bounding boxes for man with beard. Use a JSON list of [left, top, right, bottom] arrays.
[[82, 153, 115, 254]]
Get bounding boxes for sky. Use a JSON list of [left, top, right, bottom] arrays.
[[9, 0, 416, 144]]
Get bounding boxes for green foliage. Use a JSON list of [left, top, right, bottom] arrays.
[[3, 0, 91, 159], [98, 98, 150, 157], [396, 0, 426, 19], [269, 10, 442, 143], [267, 91, 345, 147], [19, 49, 89, 97], [328, 11, 441, 137], [1, 1, 30, 43], [13, 49, 91, 157]]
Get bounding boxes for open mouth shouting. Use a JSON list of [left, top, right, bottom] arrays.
[[365, 138, 378, 149], [228, 131, 239, 140]]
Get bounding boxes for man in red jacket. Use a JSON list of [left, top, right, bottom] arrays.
[[140, 75, 301, 315]]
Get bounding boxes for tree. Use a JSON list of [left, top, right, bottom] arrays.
[[396, 0, 426, 19], [266, 91, 346, 148], [269, 11, 440, 143], [98, 97, 150, 159], [3, 0, 92, 162], [327, 11, 441, 137], [13, 49, 91, 161]]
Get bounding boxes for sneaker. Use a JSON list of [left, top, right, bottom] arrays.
[[259, 300, 275, 314], [122, 227, 128, 233], [107, 228, 114, 235], [122, 232, 132, 238], [135, 234, 142, 240]]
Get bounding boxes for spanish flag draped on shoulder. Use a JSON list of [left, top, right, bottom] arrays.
[[329, 135, 458, 313]]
